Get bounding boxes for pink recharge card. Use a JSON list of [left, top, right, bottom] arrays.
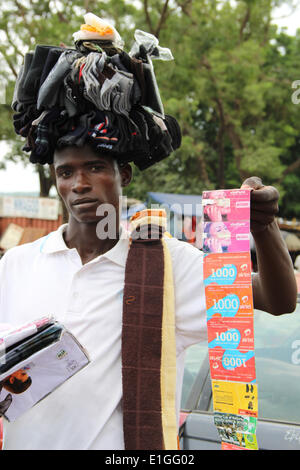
[[203, 221, 250, 254], [202, 189, 250, 223]]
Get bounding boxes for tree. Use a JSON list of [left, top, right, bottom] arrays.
[[0, 0, 140, 196], [1, 0, 300, 219], [126, 0, 300, 219]]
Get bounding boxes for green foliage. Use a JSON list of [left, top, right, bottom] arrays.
[[0, 0, 300, 217]]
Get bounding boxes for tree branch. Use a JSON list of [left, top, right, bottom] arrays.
[[143, 0, 155, 35], [3, 24, 24, 60], [0, 49, 18, 78], [278, 158, 300, 184], [155, 0, 170, 38], [239, 5, 251, 43], [177, 0, 196, 25]]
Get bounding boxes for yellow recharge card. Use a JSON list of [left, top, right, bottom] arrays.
[[212, 380, 258, 417]]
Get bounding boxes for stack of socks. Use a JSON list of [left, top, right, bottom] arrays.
[[12, 14, 181, 171]]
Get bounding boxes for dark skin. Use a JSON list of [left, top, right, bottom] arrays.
[[53, 145, 132, 265], [54, 146, 297, 315], [241, 177, 297, 315]]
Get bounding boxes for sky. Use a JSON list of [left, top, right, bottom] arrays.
[[0, 2, 299, 195]]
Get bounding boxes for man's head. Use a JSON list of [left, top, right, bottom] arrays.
[[12, 21, 181, 174], [2, 369, 32, 394], [53, 144, 132, 226]]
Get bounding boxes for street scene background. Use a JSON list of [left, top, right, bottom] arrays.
[[0, 1, 300, 256]]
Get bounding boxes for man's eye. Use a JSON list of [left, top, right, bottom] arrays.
[[59, 170, 72, 178], [90, 165, 105, 172]]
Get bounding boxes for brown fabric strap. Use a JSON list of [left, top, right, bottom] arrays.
[[122, 224, 165, 450]]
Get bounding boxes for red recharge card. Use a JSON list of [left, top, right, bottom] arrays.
[[205, 284, 254, 322], [203, 253, 252, 287], [209, 348, 256, 382], [207, 317, 254, 352]]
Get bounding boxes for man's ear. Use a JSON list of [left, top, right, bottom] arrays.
[[120, 164, 132, 188], [9, 376, 15, 384]]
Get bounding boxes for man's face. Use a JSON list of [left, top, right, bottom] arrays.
[[9, 369, 29, 384], [54, 145, 131, 225]]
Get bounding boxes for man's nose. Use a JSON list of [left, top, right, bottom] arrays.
[[71, 171, 92, 193]]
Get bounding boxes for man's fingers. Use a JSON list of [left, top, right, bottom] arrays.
[[250, 201, 279, 215], [241, 176, 279, 203], [250, 186, 279, 203], [240, 177, 280, 233], [241, 176, 264, 190], [250, 211, 275, 225], [250, 220, 270, 233]]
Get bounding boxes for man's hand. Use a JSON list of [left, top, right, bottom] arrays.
[[242, 177, 297, 314], [241, 177, 279, 234]]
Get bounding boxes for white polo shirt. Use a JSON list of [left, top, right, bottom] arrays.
[[0, 225, 207, 450]]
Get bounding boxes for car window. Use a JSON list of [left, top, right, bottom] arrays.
[[254, 303, 300, 423], [181, 303, 300, 425], [181, 341, 208, 410]]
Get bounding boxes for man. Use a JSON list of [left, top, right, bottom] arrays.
[[2, 15, 297, 449], [0, 142, 296, 450]]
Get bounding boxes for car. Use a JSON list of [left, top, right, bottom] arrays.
[[179, 291, 300, 450]]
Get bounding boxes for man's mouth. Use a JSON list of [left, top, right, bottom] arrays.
[[72, 198, 99, 207]]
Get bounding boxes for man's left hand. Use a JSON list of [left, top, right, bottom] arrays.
[[241, 176, 279, 234]]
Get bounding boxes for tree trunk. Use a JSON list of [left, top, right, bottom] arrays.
[[37, 164, 54, 197], [38, 164, 68, 223], [49, 164, 69, 224], [226, 122, 248, 180]]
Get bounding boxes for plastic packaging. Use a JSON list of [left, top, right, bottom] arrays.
[[73, 13, 124, 50], [129, 29, 174, 61]]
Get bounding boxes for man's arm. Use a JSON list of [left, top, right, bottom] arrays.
[[242, 177, 297, 315]]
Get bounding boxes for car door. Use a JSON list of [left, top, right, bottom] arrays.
[[180, 302, 300, 450]]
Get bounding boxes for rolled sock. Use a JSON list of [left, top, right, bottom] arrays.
[[81, 52, 106, 108], [23, 46, 54, 96], [99, 70, 134, 114], [11, 64, 24, 111], [12, 52, 34, 110], [39, 47, 64, 87], [37, 50, 82, 110]]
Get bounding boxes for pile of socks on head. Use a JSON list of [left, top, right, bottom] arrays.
[[11, 13, 181, 170]]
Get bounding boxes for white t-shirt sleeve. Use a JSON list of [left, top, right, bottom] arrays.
[[0, 247, 22, 325], [0, 252, 7, 317], [165, 238, 208, 355]]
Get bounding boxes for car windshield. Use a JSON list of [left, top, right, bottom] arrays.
[[181, 301, 300, 424]]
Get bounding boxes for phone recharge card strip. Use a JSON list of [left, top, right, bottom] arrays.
[[202, 188, 258, 450]]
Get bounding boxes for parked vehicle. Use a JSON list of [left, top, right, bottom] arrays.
[[180, 298, 300, 450]]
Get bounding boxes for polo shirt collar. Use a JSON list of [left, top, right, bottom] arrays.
[[40, 224, 69, 254], [41, 223, 130, 267]]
